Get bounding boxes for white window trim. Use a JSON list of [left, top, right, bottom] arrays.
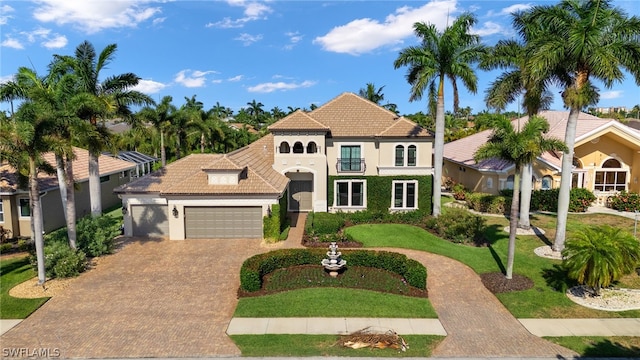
[[486, 178, 493, 189], [393, 143, 418, 167], [390, 180, 418, 211], [594, 157, 629, 192], [18, 197, 30, 219], [541, 175, 553, 190], [338, 142, 365, 172], [333, 179, 367, 209]]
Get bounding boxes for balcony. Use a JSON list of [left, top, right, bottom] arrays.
[[336, 158, 366, 173]]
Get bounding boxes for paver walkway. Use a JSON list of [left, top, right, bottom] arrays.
[[381, 248, 578, 358], [0, 237, 267, 358]]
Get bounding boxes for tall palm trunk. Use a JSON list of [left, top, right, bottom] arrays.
[[432, 77, 445, 217], [506, 168, 521, 279], [29, 157, 46, 285], [88, 150, 101, 217], [518, 163, 533, 229], [160, 131, 166, 167], [554, 106, 580, 251], [55, 154, 77, 249]]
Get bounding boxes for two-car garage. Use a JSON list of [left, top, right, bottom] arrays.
[[130, 204, 263, 239]]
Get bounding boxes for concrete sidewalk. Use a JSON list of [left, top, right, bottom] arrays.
[[225, 317, 640, 337]]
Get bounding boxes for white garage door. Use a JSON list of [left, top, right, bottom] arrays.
[[131, 205, 169, 237], [184, 206, 262, 239]]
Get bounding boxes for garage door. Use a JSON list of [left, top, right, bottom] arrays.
[[131, 205, 169, 237], [184, 206, 262, 239]]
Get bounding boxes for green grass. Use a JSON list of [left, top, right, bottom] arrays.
[[0, 256, 49, 319], [545, 336, 640, 357], [234, 288, 437, 318], [345, 216, 640, 319], [230, 334, 444, 357]]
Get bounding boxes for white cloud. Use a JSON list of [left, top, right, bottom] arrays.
[[15, 27, 67, 49], [313, 0, 457, 55], [1, 37, 24, 49], [133, 79, 166, 94], [32, 0, 162, 34], [228, 75, 244, 82], [601, 90, 623, 100], [284, 31, 302, 50], [206, 0, 272, 29], [234, 33, 263, 46], [174, 70, 216, 88], [472, 21, 505, 37], [0, 4, 14, 25], [42, 34, 67, 49], [500, 3, 532, 16], [248, 80, 316, 93], [0, 74, 14, 84]]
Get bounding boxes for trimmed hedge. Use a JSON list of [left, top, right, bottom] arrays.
[[263, 193, 289, 241], [608, 191, 640, 212], [465, 192, 510, 214], [530, 188, 596, 213], [240, 248, 427, 292]]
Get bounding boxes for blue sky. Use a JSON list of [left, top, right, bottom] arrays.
[[1, 0, 639, 116]]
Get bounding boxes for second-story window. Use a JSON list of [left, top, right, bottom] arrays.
[[279, 142, 290, 153], [340, 145, 361, 171], [293, 142, 304, 153], [395, 145, 404, 166], [307, 141, 317, 153], [407, 145, 417, 166]]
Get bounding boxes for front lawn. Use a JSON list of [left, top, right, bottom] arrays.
[[0, 256, 49, 319], [345, 213, 640, 319], [545, 336, 640, 357]]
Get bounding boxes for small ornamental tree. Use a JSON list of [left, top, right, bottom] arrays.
[[563, 225, 640, 296]]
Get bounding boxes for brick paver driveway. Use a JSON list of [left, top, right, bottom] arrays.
[[1, 237, 265, 358]]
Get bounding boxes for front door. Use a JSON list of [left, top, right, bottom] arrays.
[[289, 180, 313, 212]]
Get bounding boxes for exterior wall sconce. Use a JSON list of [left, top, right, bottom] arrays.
[[122, 205, 127, 215], [172, 205, 179, 218]]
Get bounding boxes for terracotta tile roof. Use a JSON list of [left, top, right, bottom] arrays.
[[306, 92, 430, 138], [116, 134, 288, 196], [378, 117, 431, 137], [0, 147, 135, 194], [267, 110, 329, 131], [444, 111, 617, 172]]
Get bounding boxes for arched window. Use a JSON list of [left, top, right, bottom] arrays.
[[395, 145, 404, 166], [306, 141, 317, 154], [293, 141, 304, 154], [595, 158, 626, 191], [541, 175, 553, 190], [279, 142, 290, 154], [407, 145, 417, 166], [505, 175, 514, 190]]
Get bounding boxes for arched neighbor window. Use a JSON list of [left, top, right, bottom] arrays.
[[505, 175, 514, 190], [306, 141, 317, 154], [293, 141, 304, 154], [407, 145, 417, 166], [279, 142, 290, 154], [395, 145, 404, 166], [541, 175, 553, 190], [595, 158, 627, 191]]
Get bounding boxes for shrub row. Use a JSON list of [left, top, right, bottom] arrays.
[[530, 188, 596, 213], [465, 192, 509, 214], [608, 191, 640, 212], [239, 248, 427, 292], [425, 207, 486, 245]]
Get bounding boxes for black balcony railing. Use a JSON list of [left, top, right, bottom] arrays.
[[336, 158, 366, 172]]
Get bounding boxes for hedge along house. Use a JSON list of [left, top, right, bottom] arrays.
[[443, 111, 640, 205], [0, 147, 136, 238], [116, 92, 434, 240]]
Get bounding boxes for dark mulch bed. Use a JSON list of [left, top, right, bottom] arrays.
[[238, 264, 428, 299], [480, 272, 534, 293]]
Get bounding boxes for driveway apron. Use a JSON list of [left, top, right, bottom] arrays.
[[0, 237, 264, 358], [386, 248, 578, 358]]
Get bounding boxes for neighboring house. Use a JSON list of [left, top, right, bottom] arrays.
[[0, 147, 136, 238], [443, 111, 640, 205], [116, 92, 433, 240], [227, 123, 259, 134]]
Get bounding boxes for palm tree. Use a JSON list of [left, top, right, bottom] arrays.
[[246, 99, 265, 126], [474, 116, 566, 279], [563, 225, 640, 296], [480, 37, 557, 230], [168, 104, 205, 159], [394, 13, 485, 217], [55, 40, 154, 217], [137, 96, 176, 166], [516, 0, 640, 252], [358, 83, 386, 104], [0, 100, 57, 284]]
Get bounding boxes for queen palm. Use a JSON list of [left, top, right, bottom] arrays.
[[137, 95, 176, 166], [516, 0, 640, 252], [394, 13, 485, 216], [475, 116, 566, 279], [55, 40, 154, 217], [563, 225, 640, 296], [0, 100, 57, 284]]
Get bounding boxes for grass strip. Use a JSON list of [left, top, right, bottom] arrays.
[[545, 336, 640, 357], [234, 287, 436, 318], [0, 256, 49, 319], [230, 334, 444, 357]]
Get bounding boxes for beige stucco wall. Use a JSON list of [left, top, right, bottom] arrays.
[[326, 138, 378, 176]]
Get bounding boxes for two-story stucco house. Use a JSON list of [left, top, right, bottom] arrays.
[[116, 92, 434, 240]]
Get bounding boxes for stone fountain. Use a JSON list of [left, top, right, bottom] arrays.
[[321, 242, 346, 277]]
